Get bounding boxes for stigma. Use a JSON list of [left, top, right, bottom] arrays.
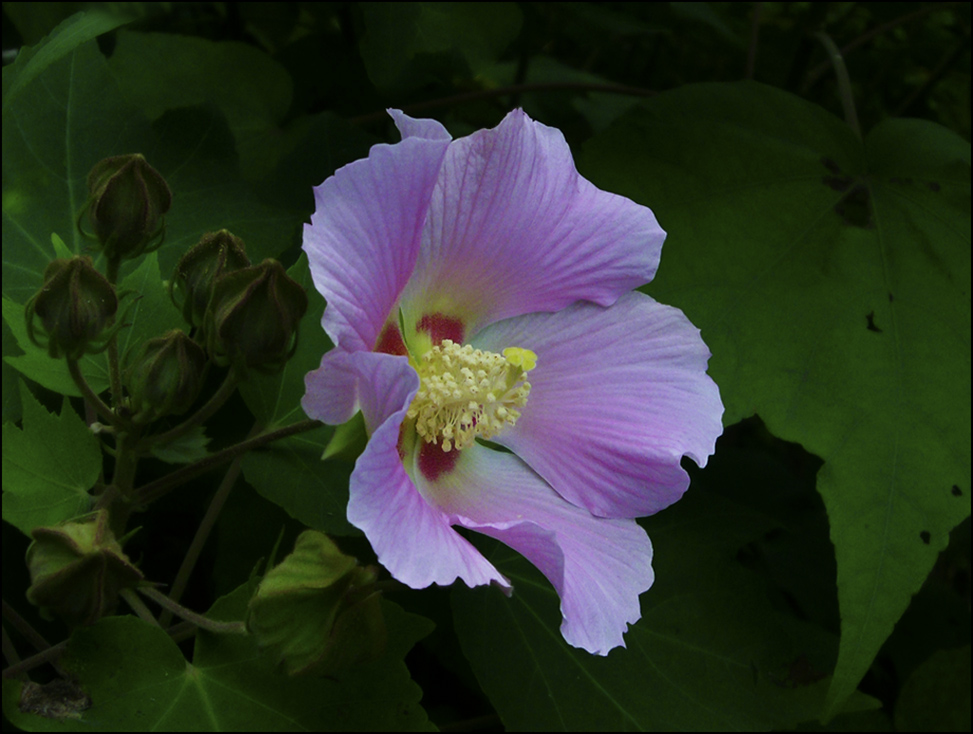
[[407, 339, 536, 452]]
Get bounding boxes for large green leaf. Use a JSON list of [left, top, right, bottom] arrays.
[[1, 10, 132, 105], [2, 587, 434, 731], [453, 487, 877, 730], [579, 81, 971, 716], [2, 382, 100, 536], [359, 2, 522, 92], [108, 30, 293, 181]]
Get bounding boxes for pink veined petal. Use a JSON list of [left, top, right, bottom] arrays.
[[399, 108, 664, 335], [322, 351, 510, 591], [412, 443, 654, 655], [389, 109, 452, 141], [472, 291, 724, 519], [303, 133, 450, 353], [302, 349, 415, 433]]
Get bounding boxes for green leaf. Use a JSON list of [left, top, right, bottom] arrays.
[[893, 645, 971, 732], [2, 382, 99, 536], [108, 30, 293, 180], [453, 488, 878, 731], [240, 425, 357, 537], [3, 589, 434, 731], [2, 9, 133, 106], [580, 81, 971, 716], [149, 425, 211, 464], [359, 2, 522, 91], [2, 39, 154, 305]]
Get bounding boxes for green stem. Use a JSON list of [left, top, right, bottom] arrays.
[[1, 600, 52, 656], [805, 3, 948, 88], [137, 586, 246, 635], [104, 256, 125, 410], [1, 624, 24, 678], [812, 31, 861, 140], [67, 358, 116, 426], [133, 419, 323, 507], [138, 369, 239, 451], [119, 588, 161, 627], [1, 643, 65, 680], [159, 423, 256, 628]]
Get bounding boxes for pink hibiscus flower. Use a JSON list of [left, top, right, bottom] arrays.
[[302, 109, 723, 654]]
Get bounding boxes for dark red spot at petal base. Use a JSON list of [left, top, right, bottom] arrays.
[[418, 441, 460, 482], [375, 322, 408, 355], [417, 313, 464, 346]]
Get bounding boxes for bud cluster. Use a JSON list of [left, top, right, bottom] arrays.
[[19, 152, 317, 655], [24, 154, 309, 428]]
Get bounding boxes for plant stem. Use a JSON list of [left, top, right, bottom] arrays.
[[104, 256, 125, 410], [1, 643, 65, 680], [119, 588, 161, 627], [133, 418, 323, 507], [159, 423, 256, 628], [805, 3, 950, 88], [812, 31, 861, 140], [1, 600, 51, 655], [137, 587, 246, 635], [67, 358, 116, 426], [138, 369, 239, 451], [1, 624, 24, 679]]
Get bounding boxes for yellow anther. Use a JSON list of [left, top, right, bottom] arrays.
[[407, 340, 536, 452]]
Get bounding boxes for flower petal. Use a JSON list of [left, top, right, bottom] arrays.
[[473, 291, 724, 518], [413, 443, 653, 654], [399, 109, 664, 335], [388, 109, 451, 141], [304, 132, 450, 352], [311, 350, 511, 590], [302, 348, 415, 432]]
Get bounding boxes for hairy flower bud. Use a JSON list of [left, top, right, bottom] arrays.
[[247, 531, 386, 676], [126, 329, 207, 423], [171, 230, 251, 329], [26, 510, 143, 627], [25, 256, 118, 359], [82, 154, 171, 261], [206, 259, 308, 373]]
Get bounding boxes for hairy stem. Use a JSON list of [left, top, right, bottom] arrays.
[[813, 31, 861, 140], [133, 419, 323, 507], [119, 588, 161, 627], [2, 600, 51, 655], [159, 423, 255, 627], [139, 369, 240, 451], [104, 257, 125, 410], [138, 586, 246, 635], [67, 358, 116, 426]]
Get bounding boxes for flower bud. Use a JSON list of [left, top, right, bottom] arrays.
[[25, 256, 118, 359], [247, 531, 386, 676], [126, 329, 207, 423], [206, 259, 308, 373], [83, 154, 171, 261], [26, 510, 143, 627], [171, 230, 251, 329]]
